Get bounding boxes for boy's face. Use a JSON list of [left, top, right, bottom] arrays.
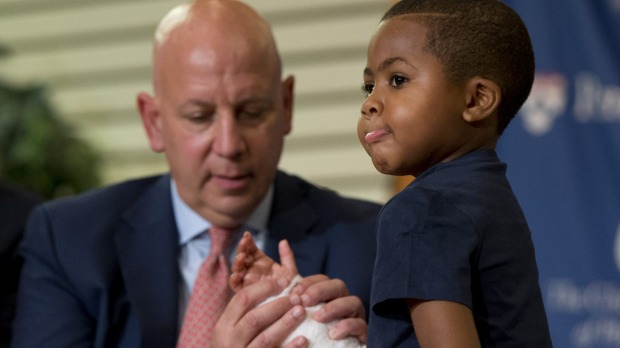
[[358, 16, 471, 177]]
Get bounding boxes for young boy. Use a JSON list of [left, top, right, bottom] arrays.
[[358, 0, 552, 346], [230, 232, 366, 348]]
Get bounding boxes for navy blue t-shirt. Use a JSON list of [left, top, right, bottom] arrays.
[[368, 150, 552, 347]]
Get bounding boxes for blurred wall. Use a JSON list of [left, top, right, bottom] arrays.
[[0, 0, 392, 203]]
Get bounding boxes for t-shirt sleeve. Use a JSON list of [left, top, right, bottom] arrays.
[[371, 187, 479, 314]]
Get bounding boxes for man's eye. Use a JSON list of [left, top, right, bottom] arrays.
[[237, 100, 272, 123], [238, 106, 269, 125], [390, 75, 407, 87], [240, 110, 262, 119], [187, 112, 212, 124], [362, 83, 374, 96]]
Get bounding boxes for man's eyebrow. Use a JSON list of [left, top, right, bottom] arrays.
[[364, 57, 412, 75], [177, 99, 213, 113]]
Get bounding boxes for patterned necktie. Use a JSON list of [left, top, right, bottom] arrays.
[[177, 226, 235, 347]]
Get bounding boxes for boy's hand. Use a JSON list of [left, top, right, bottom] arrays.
[[230, 232, 299, 292], [291, 275, 368, 344]]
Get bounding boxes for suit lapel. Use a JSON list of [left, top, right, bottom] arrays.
[[114, 176, 179, 347], [267, 172, 327, 276]]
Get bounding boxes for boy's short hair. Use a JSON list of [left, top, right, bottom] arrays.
[[383, 0, 534, 134]]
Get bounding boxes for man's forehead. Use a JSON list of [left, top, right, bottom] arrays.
[[161, 68, 278, 102]]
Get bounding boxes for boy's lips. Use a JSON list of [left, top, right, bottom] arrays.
[[364, 129, 390, 144]]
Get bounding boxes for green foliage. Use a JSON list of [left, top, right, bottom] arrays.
[[0, 81, 101, 198]]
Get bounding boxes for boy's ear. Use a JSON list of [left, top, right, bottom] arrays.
[[463, 77, 501, 123]]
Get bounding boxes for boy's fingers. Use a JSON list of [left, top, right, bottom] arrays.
[[278, 239, 298, 275], [236, 231, 252, 254], [229, 271, 250, 291], [328, 318, 368, 343], [296, 277, 349, 307], [312, 295, 365, 322], [231, 253, 244, 273]]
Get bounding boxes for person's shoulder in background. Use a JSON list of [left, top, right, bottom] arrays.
[[0, 181, 43, 348]]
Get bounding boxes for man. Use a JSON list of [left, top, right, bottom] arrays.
[[12, 0, 379, 347]]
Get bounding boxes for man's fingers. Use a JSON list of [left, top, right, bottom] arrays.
[[283, 335, 309, 348], [217, 295, 292, 345], [247, 305, 307, 348], [216, 279, 288, 338]]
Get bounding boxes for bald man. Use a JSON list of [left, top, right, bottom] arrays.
[[12, 1, 379, 347]]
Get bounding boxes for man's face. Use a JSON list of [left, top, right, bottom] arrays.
[[144, 30, 292, 227]]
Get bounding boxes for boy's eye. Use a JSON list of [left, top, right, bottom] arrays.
[[362, 83, 374, 96], [390, 75, 407, 87]]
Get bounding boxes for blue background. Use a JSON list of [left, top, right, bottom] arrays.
[[498, 1, 620, 347]]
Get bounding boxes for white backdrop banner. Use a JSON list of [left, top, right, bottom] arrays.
[[499, 1, 620, 347]]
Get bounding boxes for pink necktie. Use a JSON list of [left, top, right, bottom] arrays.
[[177, 226, 234, 347]]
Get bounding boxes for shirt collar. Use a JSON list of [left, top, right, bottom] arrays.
[[245, 183, 272, 234], [171, 179, 273, 246]]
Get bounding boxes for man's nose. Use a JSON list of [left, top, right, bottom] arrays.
[[213, 113, 245, 158]]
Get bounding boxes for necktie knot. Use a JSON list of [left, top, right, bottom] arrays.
[[208, 226, 235, 256]]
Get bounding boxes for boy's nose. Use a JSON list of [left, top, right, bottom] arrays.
[[361, 92, 382, 118]]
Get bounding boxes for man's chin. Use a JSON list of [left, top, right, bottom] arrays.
[[209, 197, 258, 221]]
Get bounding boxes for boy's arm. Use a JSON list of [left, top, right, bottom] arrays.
[[407, 299, 481, 348]]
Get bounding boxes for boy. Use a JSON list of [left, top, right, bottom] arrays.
[[358, 0, 552, 346]]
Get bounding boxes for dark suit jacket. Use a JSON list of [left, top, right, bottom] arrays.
[[12, 171, 380, 348], [0, 182, 42, 348]]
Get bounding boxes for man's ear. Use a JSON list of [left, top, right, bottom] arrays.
[[136, 92, 165, 153], [281, 75, 295, 135], [463, 77, 501, 124]]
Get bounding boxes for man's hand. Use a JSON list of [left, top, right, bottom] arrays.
[[291, 275, 368, 344], [212, 277, 308, 347], [212, 274, 368, 347]]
